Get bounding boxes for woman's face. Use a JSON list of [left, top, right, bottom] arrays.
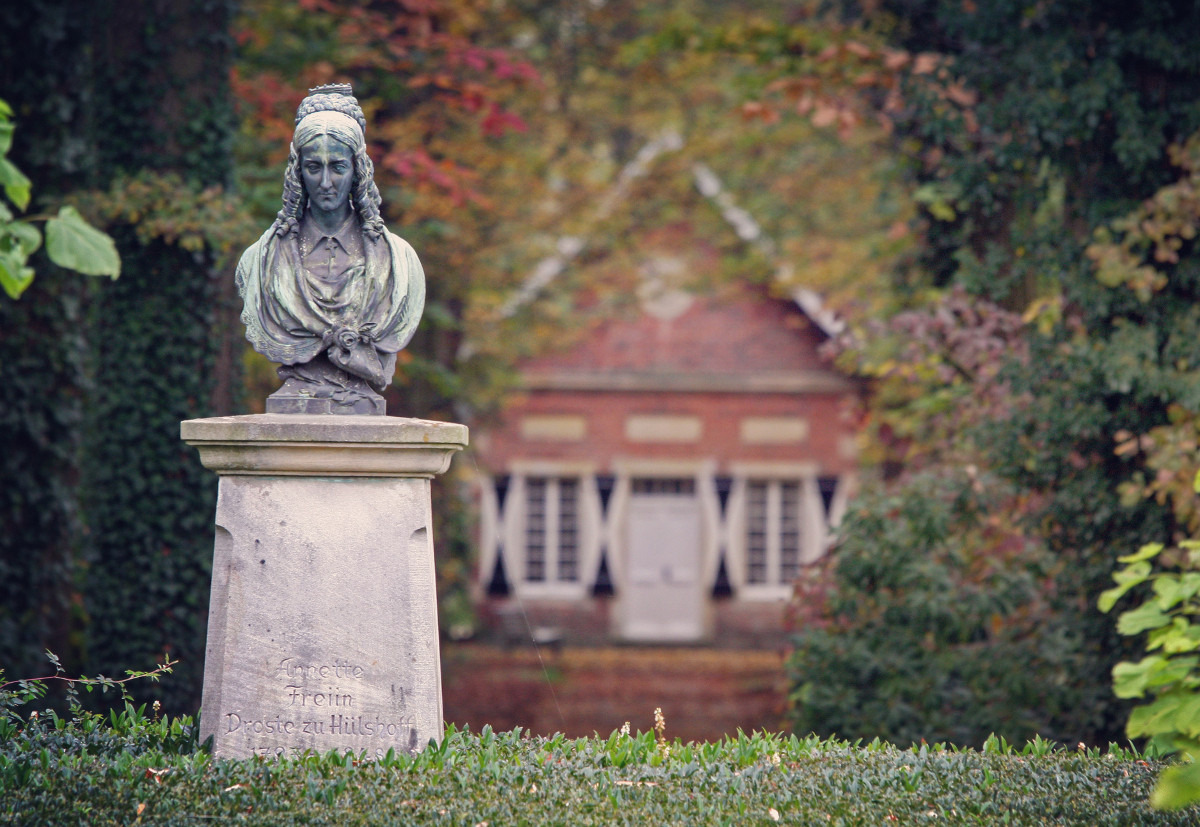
[[300, 134, 354, 214]]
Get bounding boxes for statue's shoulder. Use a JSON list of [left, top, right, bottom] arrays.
[[380, 226, 417, 258], [237, 227, 278, 270], [235, 227, 281, 295], [375, 226, 423, 279]]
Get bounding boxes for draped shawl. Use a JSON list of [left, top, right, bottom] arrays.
[[235, 222, 425, 387]]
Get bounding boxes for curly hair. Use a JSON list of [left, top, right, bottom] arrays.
[[272, 95, 385, 240]]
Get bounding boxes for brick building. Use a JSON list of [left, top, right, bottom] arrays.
[[471, 275, 861, 647]]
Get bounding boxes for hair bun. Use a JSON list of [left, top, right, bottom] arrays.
[[295, 83, 367, 133]]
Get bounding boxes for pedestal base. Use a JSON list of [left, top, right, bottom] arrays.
[[265, 392, 385, 415], [181, 414, 467, 760], [266, 353, 389, 415]]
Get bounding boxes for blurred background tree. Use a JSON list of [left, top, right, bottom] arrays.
[[706, 0, 1200, 745]]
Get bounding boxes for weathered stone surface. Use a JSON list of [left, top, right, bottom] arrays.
[[182, 413, 467, 759], [182, 414, 467, 477], [264, 389, 386, 416]]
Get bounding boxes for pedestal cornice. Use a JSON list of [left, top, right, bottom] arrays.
[[181, 414, 468, 477]]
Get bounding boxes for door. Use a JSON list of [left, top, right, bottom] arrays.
[[621, 479, 705, 641]]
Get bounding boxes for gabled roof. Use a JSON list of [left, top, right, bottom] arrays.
[[490, 133, 845, 340], [516, 280, 856, 394], [691, 161, 844, 339]]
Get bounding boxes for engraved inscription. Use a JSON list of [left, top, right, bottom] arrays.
[[276, 657, 365, 708], [225, 712, 415, 737], [220, 654, 419, 757], [285, 686, 354, 706], [277, 657, 366, 681]]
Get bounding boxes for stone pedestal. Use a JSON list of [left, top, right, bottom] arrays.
[[181, 414, 467, 760]]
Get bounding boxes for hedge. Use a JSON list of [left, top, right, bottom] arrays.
[[2, 705, 1198, 826]]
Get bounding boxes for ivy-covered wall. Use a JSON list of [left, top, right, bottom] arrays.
[[0, 0, 104, 686], [79, 231, 226, 713], [0, 0, 240, 714], [0, 271, 87, 683]]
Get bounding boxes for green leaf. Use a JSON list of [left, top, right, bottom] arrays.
[[1147, 618, 1200, 655], [1112, 656, 1197, 699], [1151, 657, 1200, 693], [1128, 693, 1200, 739], [4, 220, 41, 256], [0, 157, 30, 211], [1118, 543, 1166, 564], [1152, 759, 1200, 810], [0, 122, 13, 157], [1117, 601, 1172, 635], [0, 248, 34, 299], [44, 206, 120, 278], [1113, 656, 1166, 698], [1098, 559, 1153, 612], [1156, 576, 1193, 611]]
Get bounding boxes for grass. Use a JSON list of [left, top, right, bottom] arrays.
[[3, 703, 1199, 826]]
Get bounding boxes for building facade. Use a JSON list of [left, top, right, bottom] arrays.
[[472, 280, 861, 646]]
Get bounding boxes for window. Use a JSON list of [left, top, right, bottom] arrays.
[[744, 480, 805, 587], [523, 477, 581, 584], [558, 479, 579, 581], [525, 478, 547, 581], [779, 482, 801, 582], [746, 482, 768, 584]]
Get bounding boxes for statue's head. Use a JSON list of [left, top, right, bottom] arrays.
[[273, 84, 385, 240]]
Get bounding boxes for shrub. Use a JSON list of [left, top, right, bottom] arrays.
[[787, 468, 1111, 747], [1101, 472, 1200, 810], [1, 718, 1196, 826]]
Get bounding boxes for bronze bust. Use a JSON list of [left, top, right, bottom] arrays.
[[236, 84, 424, 415]]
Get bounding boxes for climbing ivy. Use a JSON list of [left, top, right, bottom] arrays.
[[75, 1, 241, 715], [0, 267, 88, 684], [79, 228, 223, 714], [0, 0, 109, 688], [0, 0, 244, 714]]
